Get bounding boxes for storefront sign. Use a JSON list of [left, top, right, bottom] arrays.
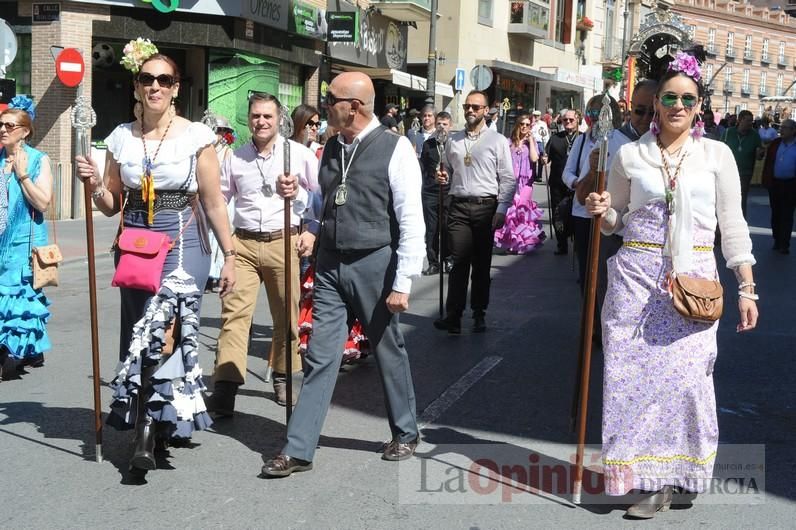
[[328, 6, 407, 70], [327, 11, 357, 43], [32, 3, 61, 23], [556, 68, 599, 91], [292, 1, 327, 40], [241, 0, 290, 31], [139, 0, 179, 14]]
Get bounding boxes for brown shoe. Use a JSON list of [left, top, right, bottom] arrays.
[[382, 436, 419, 461], [261, 454, 313, 478], [272, 373, 297, 407], [205, 381, 238, 418], [626, 486, 673, 519]]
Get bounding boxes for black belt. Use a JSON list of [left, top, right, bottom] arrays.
[[452, 196, 497, 204], [235, 227, 298, 243], [126, 190, 194, 212]]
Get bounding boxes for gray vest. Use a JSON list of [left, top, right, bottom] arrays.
[[318, 126, 400, 251]]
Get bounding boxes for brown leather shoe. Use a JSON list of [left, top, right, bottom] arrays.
[[261, 454, 313, 478], [382, 437, 419, 461], [626, 486, 673, 519]]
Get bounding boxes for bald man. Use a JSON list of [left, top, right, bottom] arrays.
[[262, 72, 426, 477]]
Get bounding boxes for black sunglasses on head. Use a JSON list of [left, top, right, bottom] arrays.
[[137, 72, 176, 88]]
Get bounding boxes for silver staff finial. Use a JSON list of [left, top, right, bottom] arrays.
[[595, 93, 613, 142], [71, 94, 97, 157], [278, 106, 293, 139]]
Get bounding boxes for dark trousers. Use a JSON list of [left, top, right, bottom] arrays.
[[283, 245, 418, 462], [445, 198, 497, 319], [421, 189, 450, 267], [572, 216, 592, 291], [769, 179, 796, 250], [550, 183, 571, 251], [740, 172, 753, 218]]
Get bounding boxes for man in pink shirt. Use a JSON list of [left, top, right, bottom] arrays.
[[206, 92, 319, 412]]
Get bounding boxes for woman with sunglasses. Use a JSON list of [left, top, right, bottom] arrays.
[[586, 52, 758, 518], [0, 97, 53, 381], [493, 113, 545, 253], [74, 40, 236, 475], [291, 104, 323, 159]]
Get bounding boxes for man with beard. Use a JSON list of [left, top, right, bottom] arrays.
[[433, 90, 515, 334], [543, 109, 579, 255]]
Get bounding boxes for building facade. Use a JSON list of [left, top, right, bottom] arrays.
[[673, 0, 796, 118]]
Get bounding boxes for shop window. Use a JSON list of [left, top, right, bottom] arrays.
[[5, 33, 31, 95], [278, 62, 304, 115], [478, 0, 493, 26]]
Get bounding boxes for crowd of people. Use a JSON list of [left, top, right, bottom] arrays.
[[0, 38, 780, 520]]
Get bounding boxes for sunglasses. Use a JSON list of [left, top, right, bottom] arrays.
[[0, 121, 21, 131], [326, 93, 363, 107], [633, 107, 655, 117], [561, 118, 577, 123], [137, 72, 176, 88], [659, 93, 698, 109], [462, 104, 486, 111], [519, 122, 531, 127], [305, 120, 320, 128]]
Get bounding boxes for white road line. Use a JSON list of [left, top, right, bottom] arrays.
[[418, 355, 503, 429]]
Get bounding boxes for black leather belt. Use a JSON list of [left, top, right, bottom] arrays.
[[126, 190, 194, 212], [452, 196, 497, 204], [235, 227, 298, 242]]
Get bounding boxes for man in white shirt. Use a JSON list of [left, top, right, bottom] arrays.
[[408, 105, 436, 158], [262, 72, 426, 477], [207, 92, 318, 412]]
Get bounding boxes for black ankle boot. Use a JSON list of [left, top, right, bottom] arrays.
[[130, 365, 157, 471]]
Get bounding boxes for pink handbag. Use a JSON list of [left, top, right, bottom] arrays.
[[111, 228, 172, 293]]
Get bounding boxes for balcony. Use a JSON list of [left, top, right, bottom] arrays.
[[507, 0, 550, 39], [725, 47, 736, 60], [759, 85, 769, 97], [778, 55, 788, 67], [723, 82, 734, 94], [601, 37, 624, 66], [743, 49, 754, 62], [741, 84, 752, 96], [706, 44, 718, 56], [761, 54, 771, 65], [368, 0, 431, 21]]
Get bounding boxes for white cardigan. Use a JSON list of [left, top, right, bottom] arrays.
[[605, 131, 755, 271]]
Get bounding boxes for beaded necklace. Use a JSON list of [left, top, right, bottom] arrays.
[[657, 138, 688, 213], [140, 116, 174, 225]]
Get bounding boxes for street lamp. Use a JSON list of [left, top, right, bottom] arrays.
[[619, 0, 630, 98], [425, 0, 439, 105]]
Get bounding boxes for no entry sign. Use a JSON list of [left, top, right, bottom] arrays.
[[55, 48, 84, 87]]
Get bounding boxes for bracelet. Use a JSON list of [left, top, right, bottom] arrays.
[[738, 291, 759, 301], [91, 188, 106, 200], [738, 281, 756, 290], [17, 174, 29, 182], [223, 249, 237, 258]]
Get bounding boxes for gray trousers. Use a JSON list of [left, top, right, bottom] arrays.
[[283, 245, 418, 462]]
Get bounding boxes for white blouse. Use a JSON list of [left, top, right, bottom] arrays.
[[606, 132, 755, 271], [105, 122, 216, 193]]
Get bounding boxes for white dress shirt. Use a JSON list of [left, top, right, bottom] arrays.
[[335, 116, 426, 294]]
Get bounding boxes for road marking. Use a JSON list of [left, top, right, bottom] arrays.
[[418, 355, 503, 429]]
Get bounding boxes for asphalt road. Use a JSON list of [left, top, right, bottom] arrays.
[[0, 187, 793, 529]]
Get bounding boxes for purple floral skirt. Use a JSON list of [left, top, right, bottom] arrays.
[[601, 201, 720, 495]]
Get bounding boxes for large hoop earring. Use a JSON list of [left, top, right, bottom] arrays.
[[691, 113, 705, 140], [650, 111, 661, 136], [134, 101, 143, 121]]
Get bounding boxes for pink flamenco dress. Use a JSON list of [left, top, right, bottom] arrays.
[[494, 140, 546, 253], [298, 265, 369, 365]]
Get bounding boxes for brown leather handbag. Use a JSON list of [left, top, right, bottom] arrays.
[[29, 206, 62, 290], [669, 273, 724, 323]]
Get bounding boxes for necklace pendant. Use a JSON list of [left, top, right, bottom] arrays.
[[334, 184, 348, 206], [464, 153, 473, 166], [262, 183, 274, 197]]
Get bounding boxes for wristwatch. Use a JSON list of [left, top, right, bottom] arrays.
[[223, 249, 237, 258]]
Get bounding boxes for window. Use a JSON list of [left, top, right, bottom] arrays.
[[708, 28, 715, 46], [4, 33, 31, 95], [725, 65, 732, 83], [762, 39, 769, 61], [743, 68, 750, 88], [727, 32, 734, 48], [705, 63, 714, 84], [555, 0, 573, 43], [760, 71, 768, 94], [779, 41, 786, 63], [744, 35, 752, 57], [478, 0, 494, 25], [777, 73, 784, 95]]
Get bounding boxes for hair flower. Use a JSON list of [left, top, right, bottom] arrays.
[[120, 38, 159, 74], [8, 95, 36, 121], [667, 52, 701, 82]]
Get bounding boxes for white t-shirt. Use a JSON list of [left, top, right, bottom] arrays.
[[105, 121, 216, 193]]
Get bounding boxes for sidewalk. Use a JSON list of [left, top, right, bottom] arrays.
[[54, 213, 119, 264]]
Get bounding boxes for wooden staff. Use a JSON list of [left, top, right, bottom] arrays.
[[71, 85, 102, 462], [435, 126, 449, 318], [281, 112, 294, 422], [572, 94, 613, 504]]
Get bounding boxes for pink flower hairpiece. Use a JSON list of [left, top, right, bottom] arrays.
[[667, 52, 701, 82]]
